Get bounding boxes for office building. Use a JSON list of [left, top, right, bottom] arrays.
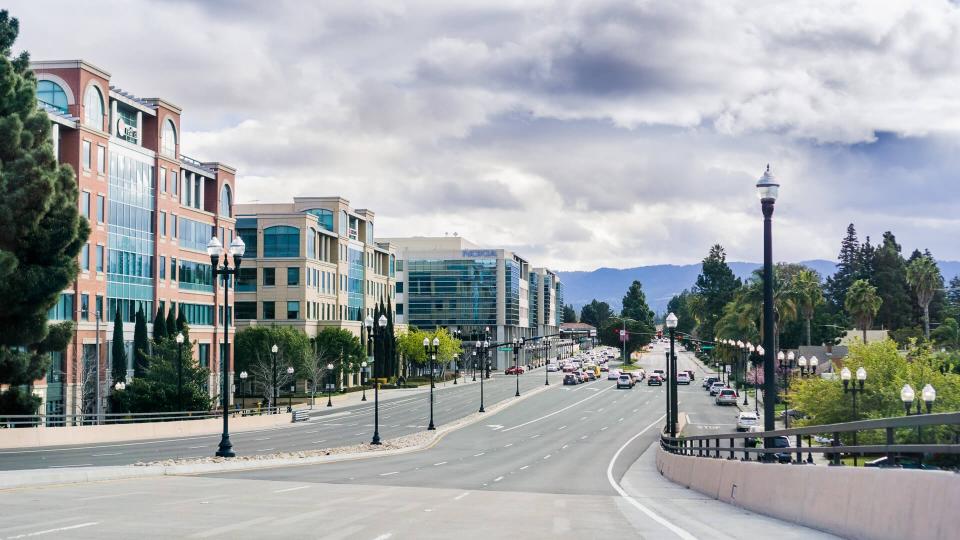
[[32, 60, 237, 420]]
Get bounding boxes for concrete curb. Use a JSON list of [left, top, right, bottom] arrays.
[[0, 380, 557, 491]]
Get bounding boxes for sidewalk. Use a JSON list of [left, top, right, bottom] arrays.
[[302, 372, 496, 413]]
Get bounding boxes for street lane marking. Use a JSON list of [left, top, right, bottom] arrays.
[[273, 485, 310, 494], [618, 417, 624, 422], [558, 425, 567, 430], [530, 434, 540, 439], [543, 454, 551, 460], [91, 452, 122, 457], [601, 426, 609, 431], [6, 521, 99, 539], [312, 440, 327, 444], [504, 443, 513, 447], [188, 445, 206, 449], [49, 464, 93, 468], [379, 471, 399, 476], [372, 534, 393, 540], [520, 465, 529, 470], [561, 444, 569, 450], [454, 492, 470, 501], [254, 437, 270, 441], [473, 452, 485, 457], [256, 448, 275, 452], [434, 462, 447, 466], [580, 435, 588, 440], [494, 476, 504, 482], [606, 414, 697, 540]]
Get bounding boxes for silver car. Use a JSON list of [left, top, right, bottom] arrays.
[[716, 389, 738, 406]]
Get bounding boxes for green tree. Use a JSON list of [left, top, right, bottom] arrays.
[[579, 300, 612, 329], [385, 296, 397, 378], [112, 332, 212, 413], [621, 280, 655, 328], [562, 304, 578, 323], [871, 232, 913, 332], [906, 253, 943, 339], [176, 309, 187, 335], [666, 290, 696, 335], [165, 307, 177, 338], [931, 318, 959, 351], [825, 224, 863, 312], [395, 327, 462, 370], [111, 308, 127, 383], [845, 279, 882, 343], [133, 307, 149, 377], [692, 244, 741, 342], [740, 265, 799, 352], [152, 306, 167, 341], [235, 326, 312, 405], [0, 10, 90, 414], [600, 317, 653, 357], [791, 268, 824, 346]]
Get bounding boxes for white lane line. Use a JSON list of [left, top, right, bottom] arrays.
[[257, 448, 275, 452], [618, 417, 624, 422], [188, 445, 206, 449], [598, 408, 605, 412], [454, 492, 470, 501], [434, 462, 447, 466], [91, 452, 122, 457], [530, 434, 540, 439], [273, 485, 310, 494], [519, 465, 529, 470], [372, 534, 393, 540], [502, 385, 613, 432], [601, 426, 609, 431], [606, 414, 696, 540], [543, 454, 551, 460], [379, 471, 399, 476], [49, 464, 93, 468], [580, 435, 588, 440], [493, 476, 504, 482], [561, 444, 569, 450], [558, 425, 567, 430], [473, 452, 485, 457], [254, 437, 270, 441], [633, 408, 639, 413], [312, 440, 327, 444], [305, 430, 319, 434], [6, 522, 99, 539], [504, 443, 513, 448]]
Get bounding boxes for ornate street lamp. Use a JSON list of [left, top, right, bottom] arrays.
[[452, 328, 461, 384], [326, 362, 335, 407], [842, 366, 867, 465], [512, 337, 525, 397], [665, 312, 678, 438], [208, 235, 245, 458], [175, 332, 185, 412], [239, 371, 247, 411], [423, 336, 440, 430], [271, 344, 279, 411], [757, 164, 780, 451], [286, 366, 295, 411]]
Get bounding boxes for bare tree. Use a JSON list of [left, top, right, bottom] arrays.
[[301, 340, 340, 408], [247, 349, 295, 409]]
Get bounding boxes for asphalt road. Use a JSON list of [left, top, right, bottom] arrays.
[[0, 345, 838, 538], [0, 371, 547, 470]]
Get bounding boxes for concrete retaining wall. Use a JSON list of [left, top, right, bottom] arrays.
[[0, 414, 291, 449], [656, 447, 960, 540]]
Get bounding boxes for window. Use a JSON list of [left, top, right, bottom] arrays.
[[396, 303, 404, 315], [160, 167, 166, 192], [81, 243, 90, 271], [96, 245, 104, 272], [177, 260, 214, 292], [171, 214, 178, 238], [306, 208, 334, 231], [236, 301, 257, 319], [170, 257, 177, 281], [396, 282, 403, 293], [80, 294, 89, 320], [159, 255, 166, 279], [219, 184, 232, 217], [262, 301, 275, 320], [287, 267, 300, 286], [160, 211, 167, 236], [82, 140, 91, 170], [80, 191, 90, 218], [47, 293, 74, 320], [263, 267, 275, 286], [170, 171, 178, 195], [178, 217, 213, 251], [96, 295, 104, 321], [307, 228, 316, 259], [96, 195, 105, 223], [236, 219, 257, 258], [97, 145, 105, 174], [339, 210, 347, 235], [396, 260, 404, 271], [287, 301, 300, 320], [161, 118, 177, 157], [263, 226, 300, 257], [37, 80, 68, 113], [237, 267, 257, 292], [83, 85, 103, 130]]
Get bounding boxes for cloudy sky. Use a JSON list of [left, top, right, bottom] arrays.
[[10, 0, 960, 270]]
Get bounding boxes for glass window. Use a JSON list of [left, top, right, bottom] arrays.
[[83, 85, 103, 130], [305, 208, 334, 231], [82, 140, 91, 170], [287, 267, 299, 286], [159, 167, 166, 192], [160, 211, 167, 236], [396, 282, 403, 293], [219, 184, 232, 217], [263, 267, 275, 286], [236, 301, 257, 319], [307, 228, 316, 259], [170, 171, 178, 195], [170, 257, 177, 281], [262, 301, 275, 320], [339, 210, 347, 235], [396, 303, 404, 315], [159, 255, 166, 279], [237, 267, 257, 292], [263, 226, 300, 257], [47, 293, 74, 320], [161, 118, 177, 157], [96, 195, 105, 223], [96, 245, 104, 272], [177, 260, 214, 292], [37, 80, 68, 113], [81, 243, 90, 271], [287, 301, 300, 320], [80, 294, 90, 320], [81, 191, 90, 218], [97, 146, 105, 174], [96, 295, 104, 321], [236, 219, 258, 258]]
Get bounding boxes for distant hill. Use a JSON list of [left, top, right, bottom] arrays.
[[559, 260, 960, 315]]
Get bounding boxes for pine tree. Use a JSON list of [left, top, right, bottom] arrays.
[[825, 224, 861, 312], [152, 306, 167, 341], [111, 308, 127, 383], [621, 280, 655, 328], [562, 305, 578, 323], [176, 309, 187, 336], [165, 306, 177, 338], [133, 307, 150, 377], [693, 244, 741, 341], [871, 232, 913, 331], [0, 11, 90, 414]]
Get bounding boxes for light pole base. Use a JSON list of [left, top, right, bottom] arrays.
[[371, 434, 381, 445], [215, 436, 234, 458], [479, 406, 485, 413], [362, 391, 367, 402], [428, 423, 436, 430]]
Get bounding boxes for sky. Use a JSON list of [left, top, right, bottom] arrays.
[[10, 0, 960, 270]]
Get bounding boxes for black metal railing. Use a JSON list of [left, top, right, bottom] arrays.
[[0, 406, 285, 428], [661, 412, 960, 467]]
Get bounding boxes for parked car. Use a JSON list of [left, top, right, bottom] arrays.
[[607, 369, 621, 380], [778, 409, 806, 420], [770, 435, 793, 463], [864, 456, 939, 470], [616, 374, 635, 389], [563, 373, 579, 385], [505, 366, 525, 375], [736, 411, 759, 431], [715, 388, 738, 405], [709, 382, 726, 395], [702, 376, 719, 389], [676, 372, 691, 385], [648, 374, 663, 386]]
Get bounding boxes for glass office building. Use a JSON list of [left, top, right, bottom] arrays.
[[406, 258, 498, 327]]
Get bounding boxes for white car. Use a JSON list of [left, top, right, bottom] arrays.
[[709, 382, 725, 396], [736, 411, 759, 431], [607, 369, 621, 380], [716, 388, 738, 406], [676, 372, 691, 385], [547, 363, 559, 372]]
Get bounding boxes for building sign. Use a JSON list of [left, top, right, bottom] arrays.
[[116, 118, 137, 140], [462, 249, 497, 258]]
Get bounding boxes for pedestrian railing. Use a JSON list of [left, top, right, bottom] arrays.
[[0, 406, 286, 428], [660, 412, 960, 467]]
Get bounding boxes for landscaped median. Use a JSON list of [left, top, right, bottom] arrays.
[[0, 381, 556, 491]]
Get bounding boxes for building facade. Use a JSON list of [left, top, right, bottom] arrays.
[[232, 197, 398, 384], [385, 236, 564, 369], [32, 60, 237, 420]]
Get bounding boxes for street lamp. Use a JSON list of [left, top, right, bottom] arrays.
[[286, 366, 295, 412], [452, 328, 461, 384], [326, 362, 334, 407], [512, 337, 525, 397], [665, 312, 679, 438], [842, 366, 867, 465], [484, 326, 492, 379], [922, 384, 936, 414], [363, 314, 374, 403], [544, 338, 551, 386], [423, 337, 439, 430], [175, 332, 185, 412], [360, 361, 368, 401], [239, 371, 247, 411], [208, 234, 245, 458], [472, 348, 478, 382], [477, 340, 489, 413], [370, 313, 387, 444], [742, 342, 753, 406], [778, 351, 796, 427], [271, 344, 279, 412], [114, 381, 125, 391], [756, 164, 779, 453], [754, 345, 764, 414]]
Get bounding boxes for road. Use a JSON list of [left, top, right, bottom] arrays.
[[0, 344, 838, 539]]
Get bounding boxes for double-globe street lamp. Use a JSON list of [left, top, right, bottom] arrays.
[[754, 345, 765, 414], [901, 383, 937, 443], [665, 312, 678, 439], [476, 339, 490, 412], [511, 337, 525, 397], [286, 365, 295, 412], [271, 344, 279, 411], [757, 164, 780, 451], [841, 366, 867, 465], [360, 361, 368, 401], [175, 332, 185, 411], [364, 314, 387, 444], [423, 336, 440, 430], [798, 355, 819, 377], [326, 362, 335, 407], [778, 350, 796, 427], [207, 235, 245, 458], [239, 371, 247, 410], [452, 328, 461, 384]]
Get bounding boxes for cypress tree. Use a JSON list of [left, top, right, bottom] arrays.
[[176, 308, 187, 336], [825, 223, 861, 312], [165, 305, 177, 338], [871, 232, 913, 331], [152, 306, 167, 341], [111, 308, 127, 383], [0, 11, 90, 414], [133, 306, 149, 377]]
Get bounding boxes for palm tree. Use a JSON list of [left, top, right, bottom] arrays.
[[845, 279, 882, 343], [906, 255, 943, 339], [742, 268, 798, 353], [791, 269, 824, 346]]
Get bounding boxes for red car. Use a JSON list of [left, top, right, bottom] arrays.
[[505, 366, 526, 375]]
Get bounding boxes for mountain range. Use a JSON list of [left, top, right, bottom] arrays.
[[558, 260, 960, 315]]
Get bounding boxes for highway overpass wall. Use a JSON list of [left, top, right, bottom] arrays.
[[656, 447, 960, 540]]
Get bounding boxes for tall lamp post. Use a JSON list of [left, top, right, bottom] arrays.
[[484, 326, 492, 379], [901, 383, 937, 443], [477, 340, 488, 412], [512, 337, 524, 397], [271, 344, 279, 411], [239, 371, 247, 410], [207, 235, 244, 458], [366, 313, 387, 444], [756, 164, 780, 450], [175, 332, 185, 411], [544, 338, 551, 386], [754, 345, 764, 414], [286, 366, 295, 412], [841, 366, 867, 465], [452, 328, 461, 384], [360, 361, 368, 401], [665, 312, 678, 439], [423, 337, 439, 430], [326, 362, 334, 407]]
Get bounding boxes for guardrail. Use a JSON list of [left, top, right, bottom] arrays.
[[0, 407, 286, 428], [291, 410, 310, 423], [661, 412, 960, 467]]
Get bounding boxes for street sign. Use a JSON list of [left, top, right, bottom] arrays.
[[498, 346, 512, 352], [701, 346, 714, 350]]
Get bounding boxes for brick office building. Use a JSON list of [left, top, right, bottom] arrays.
[[31, 60, 237, 421]]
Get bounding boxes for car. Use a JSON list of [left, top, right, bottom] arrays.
[[653, 369, 665, 378], [505, 366, 525, 375], [563, 373, 579, 385], [778, 409, 806, 420], [709, 382, 725, 396], [736, 411, 759, 431], [600, 365, 609, 372], [616, 374, 635, 389], [647, 374, 663, 386], [683, 369, 695, 381], [715, 388, 738, 405], [676, 372, 691, 385], [607, 369, 621, 380], [769, 435, 794, 463], [584, 370, 597, 381], [702, 376, 719, 389], [562, 364, 574, 373], [547, 363, 559, 372], [635, 369, 646, 380]]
